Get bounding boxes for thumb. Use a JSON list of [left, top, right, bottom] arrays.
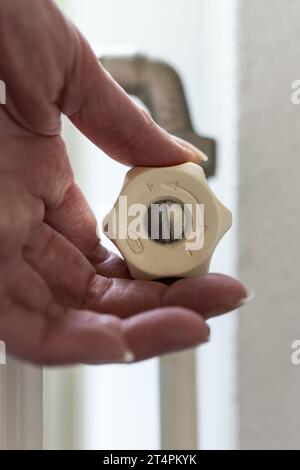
[[60, 31, 206, 167]]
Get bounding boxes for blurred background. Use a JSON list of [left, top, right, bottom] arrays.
[[44, 0, 238, 450], [1, 0, 297, 451]]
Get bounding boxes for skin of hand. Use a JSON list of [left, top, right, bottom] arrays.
[[0, 0, 248, 365]]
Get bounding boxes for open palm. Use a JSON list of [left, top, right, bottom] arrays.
[[0, 0, 247, 364]]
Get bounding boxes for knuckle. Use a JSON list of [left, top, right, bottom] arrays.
[[81, 273, 112, 310], [111, 106, 156, 159], [140, 107, 155, 129]]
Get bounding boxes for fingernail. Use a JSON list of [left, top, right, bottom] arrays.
[[194, 148, 208, 162], [235, 288, 255, 308], [121, 350, 135, 363], [172, 135, 209, 163], [185, 146, 208, 163]]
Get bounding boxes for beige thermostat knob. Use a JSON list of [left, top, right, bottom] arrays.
[[103, 162, 232, 280]]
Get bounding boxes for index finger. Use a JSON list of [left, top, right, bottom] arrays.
[[62, 31, 205, 166]]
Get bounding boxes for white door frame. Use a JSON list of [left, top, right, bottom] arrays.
[[237, 0, 300, 450], [160, 350, 197, 449], [0, 356, 43, 450]]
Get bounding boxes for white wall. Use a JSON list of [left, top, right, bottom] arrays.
[[238, 0, 300, 450], [58, 0, 238, 449]]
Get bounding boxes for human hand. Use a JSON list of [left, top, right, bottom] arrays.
[[0, 0, 248, 364]]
